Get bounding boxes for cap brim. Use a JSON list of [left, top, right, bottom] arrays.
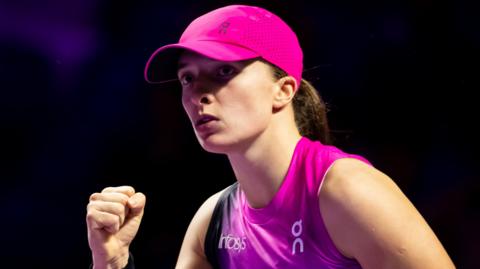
[[144, 40, 259, 84]]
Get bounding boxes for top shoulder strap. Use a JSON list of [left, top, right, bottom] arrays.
[[204, 182, 239, 269]]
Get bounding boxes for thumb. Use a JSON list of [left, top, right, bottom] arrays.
[[127, 192, 146, 216], [114, 192, 146, 246]]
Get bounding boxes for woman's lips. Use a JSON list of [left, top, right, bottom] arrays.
[[194, 114, 220, 135], [195, 114, 219, 127]]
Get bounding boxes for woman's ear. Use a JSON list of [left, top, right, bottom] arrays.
[[272, 76, 298, 110]]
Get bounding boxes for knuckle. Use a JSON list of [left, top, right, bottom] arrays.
[[89, 192, 99, 201], [87, 200, 100, 208], [126, 186, 135, 193], [101, 186, 113, 193], [86, 210, 98, 222], [86, 202, 97, 213], [119, 186, 135, 196], [120, 195, 129, 205]]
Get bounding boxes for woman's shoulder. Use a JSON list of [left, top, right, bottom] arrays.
[[199, 183, 238, 212], [318, 158, 455, 268], [318, 158, 400, 261], [319, 157, 390, 212], [299, 137, 370, 167], [201, 188, 227, 211], [194, 184, 233, 226], [318, 157, 398, 260], [175, 185, 232, 269]]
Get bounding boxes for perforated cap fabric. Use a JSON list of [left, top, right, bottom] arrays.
[[144, 5, 303, 87]]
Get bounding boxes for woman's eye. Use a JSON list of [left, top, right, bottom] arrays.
[[218, 66, 235, 77], [179, 74, 193, 86]]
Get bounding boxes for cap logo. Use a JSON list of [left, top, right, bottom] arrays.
[[218, 21, 230, 34]]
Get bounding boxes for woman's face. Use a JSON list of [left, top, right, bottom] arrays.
[[177, 51, 276, 154]]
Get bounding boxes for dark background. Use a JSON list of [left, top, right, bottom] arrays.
[[1, 0, 479, 268]]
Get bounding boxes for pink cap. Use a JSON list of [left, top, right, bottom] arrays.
[[144, 5, 303, 87]]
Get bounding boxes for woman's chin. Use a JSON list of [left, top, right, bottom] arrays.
[[197, 134, 233, 154]]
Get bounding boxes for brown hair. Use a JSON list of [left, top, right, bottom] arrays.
[[264, 60, 332, 145]]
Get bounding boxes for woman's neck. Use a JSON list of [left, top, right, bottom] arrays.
[[227, 128, 302, 208]]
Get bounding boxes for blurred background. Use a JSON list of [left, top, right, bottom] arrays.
[[1, 0, 479, 268]]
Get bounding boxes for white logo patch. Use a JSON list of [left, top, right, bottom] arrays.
[[218, 233, 247, 252], [291, 219, 304, 255]]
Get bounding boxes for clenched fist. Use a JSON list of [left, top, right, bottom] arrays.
[[86, 186, 146, 269]]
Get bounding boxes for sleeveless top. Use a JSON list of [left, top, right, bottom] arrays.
[[205, 137, 371, 269]]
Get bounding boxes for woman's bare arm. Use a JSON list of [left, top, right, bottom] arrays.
[[175, 190, 224, 269], [319, 158, 455, 269]]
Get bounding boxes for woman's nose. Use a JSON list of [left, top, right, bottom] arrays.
[[189, 90, 212, 106], [196, 95, 211, 105]]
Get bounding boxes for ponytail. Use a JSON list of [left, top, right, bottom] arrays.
[[264, 60, 332, 145], [293, 79, 332, 144]]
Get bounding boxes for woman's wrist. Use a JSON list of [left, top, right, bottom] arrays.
[[92, 248, 130, 269]]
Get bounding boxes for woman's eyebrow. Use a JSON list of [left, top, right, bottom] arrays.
[[177, 60, 215, 71], [177, 62, 189, 71], [177, 60, 245, 75]]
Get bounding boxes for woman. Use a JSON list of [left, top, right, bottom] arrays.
[[86, 5, 455, 269]]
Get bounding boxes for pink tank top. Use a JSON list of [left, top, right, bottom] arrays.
[[204, 137, 370, 269]]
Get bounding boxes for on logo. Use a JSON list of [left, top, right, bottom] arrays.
[[291, 219, 304, 255]]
